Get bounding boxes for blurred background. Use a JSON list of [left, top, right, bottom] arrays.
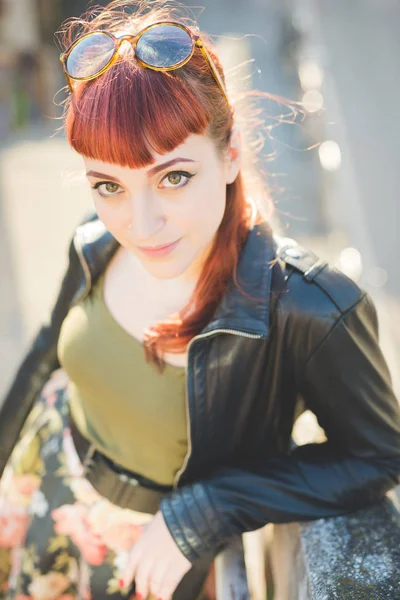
[[0, 0, 399, 418], [1, 1, 400, 597]]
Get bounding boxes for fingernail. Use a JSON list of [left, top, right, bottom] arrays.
[[118, 578, 124, 588]]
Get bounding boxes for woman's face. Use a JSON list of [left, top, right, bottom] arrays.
[[83, 132, 241, 280]]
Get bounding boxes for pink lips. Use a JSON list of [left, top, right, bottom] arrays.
[[137, 238, 181, 258]]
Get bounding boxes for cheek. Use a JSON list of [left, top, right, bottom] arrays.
[[93, 198, 110, 222], [184, 184, 226, 239], [93, 200, 126, 233]]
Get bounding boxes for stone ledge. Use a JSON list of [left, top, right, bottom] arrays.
[[271, 496, 400, 599]]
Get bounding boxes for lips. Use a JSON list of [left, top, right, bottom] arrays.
[[138, 240, 178, 251], [136, 238, 181, 258]]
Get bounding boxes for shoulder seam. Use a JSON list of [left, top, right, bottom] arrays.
[[304, 291, 369, 368], [309, 265, 363, 313], [276, 238, 363, 313]]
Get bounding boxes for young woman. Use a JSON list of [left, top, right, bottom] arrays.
[[1, 1, 400, 599]]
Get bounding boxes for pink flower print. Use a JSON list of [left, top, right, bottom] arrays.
[[51, 504, 108, 566], [0, 471, 41, 547], [77, 560, 91, 600], [28, 571, 69, 599], [9, 546, 23, 589], [40, 369, 69, 407], [101, 518, 143, 553], [84, 500, 115, 535], [69, 476, 103, 506], [13, 474, 41, 498], [0, 501, 29, 547], [101, 514, 143, 552], [51, 503, 88, 535], [62, 428, 84, 478], [76, 533, 107, 566], [87, 501, 150, 553]]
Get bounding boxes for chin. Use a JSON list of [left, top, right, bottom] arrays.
[[141, 259, 193, 280]]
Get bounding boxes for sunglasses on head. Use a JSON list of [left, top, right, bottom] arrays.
[[59, 21, 230, 106]]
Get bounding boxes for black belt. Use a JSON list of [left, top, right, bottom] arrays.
[[68, 411, 172, 515]]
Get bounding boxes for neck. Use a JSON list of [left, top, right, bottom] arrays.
[[126, 241, 212, 314]]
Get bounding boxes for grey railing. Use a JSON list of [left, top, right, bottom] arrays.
[[215, 491, 400, 599], [269, 491, 400, 600]]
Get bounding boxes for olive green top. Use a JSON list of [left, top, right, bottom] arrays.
[[57, 270, 188, 486]]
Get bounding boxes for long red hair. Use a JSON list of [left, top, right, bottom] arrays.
[[56, 0, 282, 370]]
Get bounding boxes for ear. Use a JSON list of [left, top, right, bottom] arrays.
[[224, 125, 242, 185]]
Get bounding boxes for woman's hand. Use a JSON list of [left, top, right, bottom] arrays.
[[121, 509, 192, 600]]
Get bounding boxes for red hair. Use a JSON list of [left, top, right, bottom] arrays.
[[56, 0, 279, 371]]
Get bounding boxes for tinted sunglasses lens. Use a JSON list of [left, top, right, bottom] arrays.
[[66, 33, 115, 78], [136, 25, 192, 68]]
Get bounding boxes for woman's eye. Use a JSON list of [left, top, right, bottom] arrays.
[[91, 181, 123, 197], [90, 170, 195, 197], [160, 170, 195, 189]]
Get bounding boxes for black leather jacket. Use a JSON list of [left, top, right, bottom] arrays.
[[1, 211, 400, 564]]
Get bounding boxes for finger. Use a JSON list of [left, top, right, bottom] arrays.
[[151, 562, 187, 600], [133, 562, 152, 600], [147, 565, 170, 599], [121, 541, 142, 589], [154, 575, 182, 600], [156, 556, 193, 600]]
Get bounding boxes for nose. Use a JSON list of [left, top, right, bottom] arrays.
[[128, 192, 166, 243]]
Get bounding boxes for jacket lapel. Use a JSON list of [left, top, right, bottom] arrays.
[[200, 220, 277, 337], [71, 219, 120, 307]]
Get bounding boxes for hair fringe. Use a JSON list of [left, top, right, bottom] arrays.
[[55, 0, 307, 371]]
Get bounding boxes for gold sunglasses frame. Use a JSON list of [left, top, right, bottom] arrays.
[[59, 21, 229, 106]]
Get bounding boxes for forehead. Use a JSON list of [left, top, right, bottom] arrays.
[[83, 132, 217, 175]]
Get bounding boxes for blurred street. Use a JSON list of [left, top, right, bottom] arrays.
[[0, 125, 92, 394]]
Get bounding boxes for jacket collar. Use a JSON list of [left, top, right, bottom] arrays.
[[74, 217, 277, 338]]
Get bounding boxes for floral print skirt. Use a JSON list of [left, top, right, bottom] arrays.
[[0, 370, 213, 600]]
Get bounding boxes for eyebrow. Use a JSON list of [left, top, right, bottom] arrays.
[[86, 157, 196, 183]]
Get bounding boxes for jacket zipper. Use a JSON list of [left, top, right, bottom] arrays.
[[70, 238, 265, 490], [172, 328, 263, 490]]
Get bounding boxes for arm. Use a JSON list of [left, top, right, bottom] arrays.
[[160, 292, 400, 562], [0, 210, 98, 476]]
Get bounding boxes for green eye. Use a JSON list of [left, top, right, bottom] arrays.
[[103, 182, 120, 193], [161, 170, 195, 189], [91, 181, 123, 197], [167, 173, 183, 185]]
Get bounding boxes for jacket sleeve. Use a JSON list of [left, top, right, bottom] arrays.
[[0, 210, 98, 477], [160, 291, 400, 563]]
